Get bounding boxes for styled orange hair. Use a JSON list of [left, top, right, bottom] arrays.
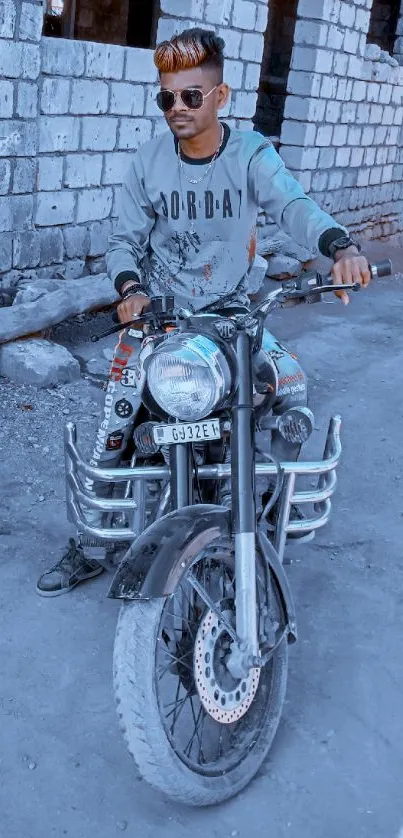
[[154, 28, 225, 79]]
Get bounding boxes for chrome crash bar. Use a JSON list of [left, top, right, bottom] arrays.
[[64, 416, 342, 564]]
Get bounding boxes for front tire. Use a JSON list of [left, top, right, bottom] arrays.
[[113, 540, 288, 806]]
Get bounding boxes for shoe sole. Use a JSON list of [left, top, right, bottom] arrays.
[[36, 566, 104, 597]]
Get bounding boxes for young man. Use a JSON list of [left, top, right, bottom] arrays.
[[36, 28, 370, 596]]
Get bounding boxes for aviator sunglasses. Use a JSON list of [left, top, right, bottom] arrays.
[[156, 85, 218, 113]]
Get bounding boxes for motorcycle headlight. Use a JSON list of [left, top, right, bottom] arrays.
[[146, 334, 232, 421]]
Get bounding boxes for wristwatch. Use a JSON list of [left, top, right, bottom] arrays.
[[328, 236, 361, 259]]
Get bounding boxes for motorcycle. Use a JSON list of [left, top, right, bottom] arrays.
[[64, 258, 391, 806]]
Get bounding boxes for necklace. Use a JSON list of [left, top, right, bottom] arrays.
[[177, 123, 224, 185]]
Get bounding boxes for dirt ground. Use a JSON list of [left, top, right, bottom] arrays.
[[1, 241, 403, 838]]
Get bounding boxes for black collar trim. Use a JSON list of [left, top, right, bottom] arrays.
[[174, 122, 230, 166]]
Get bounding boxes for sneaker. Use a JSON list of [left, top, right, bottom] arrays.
[[264, 494, 315, 544], [36, 538, 104, 597]]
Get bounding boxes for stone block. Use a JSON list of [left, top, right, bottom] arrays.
[[341, 101, 357, 122], [287, 70, 322, 97], [219, 28, 241, 58], [12, 231, 40, 268], [0, 159, 11, 194], [0, 80, 13, 118], [266, 254, 302, 279], [81, 117, 118, 152], [311, 170, 328, 191], [348, 55, 363, 79], [297, 0, 341, 22], [38, 228, 64, 265], [280, 146, 319, 170], [284, 95, 325, 121], [0, 0, 16, 38], [63, 259, 86, 279], [85, 42, 125, 80], [369, 103, 383, 125], [37, 156, 63, 191], [19, 2, 43, 41], [88, 219, 112, 256], [335, 147, 351, 168], [240, 33, 264, 63], [382, 105, 394, 125], [35, 191, 76, 226], [369, 167, 382, 185], [13, 158, 35, 193], [125, 48, 158, 84], [110, 83, 145, 116], [145, 87, 161, 117], [280, 121, 316, 146], [294, 20, 328, 47], [225, 60, 244, 90], [333, 52, 349, 76], [247, 255, 267, 294], [0, 39, 22, 78], [63, 225, 89, 259], [367, 82, 380, 103], [160, 0, 203, 17], [102, 151, 132, 185], [382, 165, 393, 183], [76, 187, 113, 223], [232, 92, 256, 119], [291, 46, 333, 74], [320, 75, 338, 99], [326, 24, 344, 50], [375, 147, 388, 165], [0, 232, 12, 272], [337, 77, 353, 100], [379, 84, 392, 105], [318, 147, 335, 168], [0, 339, 80, 388], [118, 118, 152, 150], [232, 0, 256, 30], [356, 102, 370, 122], [316, 125, 333, 146], [255, 3, 268, 32], [339, 3, 356, 28], [40, 77, 70, 115], [244, 63, 261, 92], [325, 100, 341, 122], [355, 8, 371, 33], [361, 126, 375, 146], [39, 117, 80, 153], [352, 80, 367, 101], [204, 0, 232, 24], [70, 80, 109, 115], [64, 154, 103, 188], [16, 82, 37, 118], [0, 194, 33, 232], [393, 106, 403, 125], [41, 37, 85, 77], [21, 42, 41, 80]]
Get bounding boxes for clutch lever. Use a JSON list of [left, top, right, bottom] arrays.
[[91, 314, 145, 342]]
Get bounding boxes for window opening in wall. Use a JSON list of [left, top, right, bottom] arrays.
[[366, 0, 401, 55], [42, 0, 160, 48], [253, 0, 299, 144]]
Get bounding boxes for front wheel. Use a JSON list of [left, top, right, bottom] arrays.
[[113, 537, 288, 806]]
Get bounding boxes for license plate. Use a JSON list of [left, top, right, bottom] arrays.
[[153, 419, 221, 446]]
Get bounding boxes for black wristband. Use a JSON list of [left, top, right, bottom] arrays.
[[114, 270, 140, 295], [121, 283, 148, 300], [318, 228, 351, 258]]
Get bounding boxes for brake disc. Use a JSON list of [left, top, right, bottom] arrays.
[[194, 607, 260, 724]]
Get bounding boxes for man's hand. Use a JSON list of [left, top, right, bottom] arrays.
[[331, 247, 371, 305], [117, 293, 151, 324]]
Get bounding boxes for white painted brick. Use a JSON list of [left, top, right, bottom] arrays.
[[291, 47, 333, 74], [0, 39, 22, 77], [335, 147, 351, 167], [284, 96, 325, 121], [160, 0, 202, 16], [287, 70, 322, 97], [13, 231, 40, 268], [219, 92, 232, 118], [280, 146, 319, 170], [297, 0, 341, 23], [355, 8, 371, 33], [0, 160, 11, 194], [19, 2, 43, 41], [356, 102, 370, 122], [21, 42, 40, 80], [321, 75, 338, 98], [344, 30, 360, 56], [88, 219, 112, 256], [0, 194, 33, 232], [316, 125, 333, 146], [341, 101, 357, 122], [70, 80, 109, 115], [125, 48, 158, 84], [76, 187, 113, 223], [244, 63, 261, 91], [236, 119, 255, 131], [63, 225, 89, 258], [240, 33, 264, 63], [351, 80, 366, 101], [110, 83, 145, 115], [367, 83, 379, 103], [225, 60, 244, 90], [204, 0, 232, 24], [219, 28, 241, 58], [65, 154, 103, 188], [82, 117, 118, 151], [281, 121, 316, 146], [337, 77, 352, 100], [365, 148, 376, 166], [255, 3, 268, 32], [152, 119, 169, 138], [382, 164, 393, 183], [145, 87, 161, 117], [311, 171, 328, 191], [0, 80, 13, 118], [369, 103, 383, 124], [118, 118, 152, 150], [326, 24, 344, 50], [393, 106, 403, 125], [382, 106, 394, 125], [294, 21, 328, 47], [41, 78, 70, 115], [294, 171, 311, 192], [350, 147, 364, 167], [85, 42, 124, 80], [339, 3, 356, 28], [0, 120, 36, 157], [379, 84, 392, 105], [41, 37, 85, 77], [369, 167, 382, 185], [333, 52, 349, 76], [328, 170, 343, 189], [386, 146, 397, 163], [35, 191, 76, 226], [325, 100, 341, 122], [39, 117, 80, 153], [0, 0, 16, 38], [102, 151, 133, 185], [376, 147, 388, 165], [348, 55, 363, 79], [16, 81, 37, 118], [13, 157, 35, 193], [37, 156, 63, 191], [232, 0, 256, 30], [357, 33, 367, 57], [361, 126, 375, 145], [374, 125, 388, 144], [232, 91, 256, 118], [318, 147, 335, 168], [357, 169, 370, 187], [333, 124, 348, 146], [348, 125, 361, 144]]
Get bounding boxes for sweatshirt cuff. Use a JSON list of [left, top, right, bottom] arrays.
[[114, 271, 141, 295], [318, 227, 348, 258]]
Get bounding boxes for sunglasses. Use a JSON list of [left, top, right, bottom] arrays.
[[156, 85, 218, 113]]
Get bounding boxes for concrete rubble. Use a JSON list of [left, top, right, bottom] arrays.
[[0, 338, 80, 387]]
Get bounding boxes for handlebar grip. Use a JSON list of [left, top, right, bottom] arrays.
[[370, 259, 392, 279]]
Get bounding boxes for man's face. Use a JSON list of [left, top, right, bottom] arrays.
[[159, 67, 229, 140]]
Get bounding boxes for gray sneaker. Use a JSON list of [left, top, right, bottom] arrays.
[[36, 538, 104, 597]]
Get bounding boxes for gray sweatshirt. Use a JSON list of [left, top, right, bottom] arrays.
[[107, 124, 345, 311]]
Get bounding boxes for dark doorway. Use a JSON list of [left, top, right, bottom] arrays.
[[43, 0, 160, 47], [253, 0, 298, 141], [366, 0, 400, 55]]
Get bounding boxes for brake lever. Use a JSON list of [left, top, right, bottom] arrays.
[[91, 315, 144, 342]]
